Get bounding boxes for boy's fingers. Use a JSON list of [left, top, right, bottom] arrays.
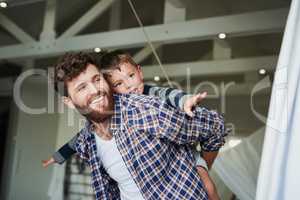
[[194, 92, 207, 103], [42, 159, 51, 168], [198, 92, 207, 99], [185, 109, 195, 117], [191, 95, 200, 104], [184, 91, 207, 116], [42, 161, 48, 168], [200, 91, 207, 98]]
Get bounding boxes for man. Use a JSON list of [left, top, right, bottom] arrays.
[[53, 52, 226, 199]]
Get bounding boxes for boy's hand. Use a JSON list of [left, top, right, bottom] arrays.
[[184, 92, 207, 117], [42, 157, 55, 168]]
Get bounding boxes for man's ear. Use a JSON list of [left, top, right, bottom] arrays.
[[137, 65, 144, 80], [62, 96, 75, 109]]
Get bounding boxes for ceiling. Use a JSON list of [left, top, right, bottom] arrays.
[[0, 0, 292, 78], [0, 0, 291, 134]]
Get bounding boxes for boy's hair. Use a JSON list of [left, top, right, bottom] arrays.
[[54, 52, 99, 96], [100, 50, 138, 73]]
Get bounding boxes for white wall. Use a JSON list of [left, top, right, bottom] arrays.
[[1, 78, 59, 200], [47, 97, 85, 200]]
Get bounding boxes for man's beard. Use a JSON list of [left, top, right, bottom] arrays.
[[75, 90, 114, 123]]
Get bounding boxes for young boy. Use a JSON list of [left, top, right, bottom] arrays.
[[43, 50, 221, 200]]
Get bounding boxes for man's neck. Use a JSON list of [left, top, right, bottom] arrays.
[[92, 117, 113, 140]]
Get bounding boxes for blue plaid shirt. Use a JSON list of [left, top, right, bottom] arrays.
[[75, 93, 226, 200]]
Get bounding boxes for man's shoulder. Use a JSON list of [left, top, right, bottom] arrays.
[[114, 93, 162, 109], [76, 121, 92, 140]]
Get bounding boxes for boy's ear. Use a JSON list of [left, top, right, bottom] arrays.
[[137, 65, 144, 80], [62, 96, 75, 109]]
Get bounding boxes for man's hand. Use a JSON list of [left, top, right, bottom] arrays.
[[184, 92, 207, 117], [42, 157, 55, 168]]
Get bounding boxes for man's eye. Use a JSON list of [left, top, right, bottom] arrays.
[[95, 77, 101, 82], [77, 85, 86, 92]]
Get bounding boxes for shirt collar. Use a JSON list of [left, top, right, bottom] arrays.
[[84, 94, 122, 135], [109, 94, 122, 133]]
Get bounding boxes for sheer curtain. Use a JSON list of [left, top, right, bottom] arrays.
[[212, 128, 265, 200], [256, 0, 300, 199]]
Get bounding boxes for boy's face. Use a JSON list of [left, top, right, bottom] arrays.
[[104, 62, 144, 94]]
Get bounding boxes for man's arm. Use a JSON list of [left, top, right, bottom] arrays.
[[145, 86, 219, 167], [148, 99, 227, 152], [144, 85, 213, 167]]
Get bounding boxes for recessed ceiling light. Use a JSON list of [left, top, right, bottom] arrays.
[[0, 1, 8, 8], [218, 33, 227, 40], [154, 76, 160, 82], [94, 47, 101, 53], [259, 69, 267, 75]]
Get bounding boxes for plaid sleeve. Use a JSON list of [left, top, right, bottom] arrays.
[[152, 99, 227, 152], [73, 131, 90, 162], [144, 84, 190, 110], [193, 107, 227, 151], [52, 134, 77, 164]]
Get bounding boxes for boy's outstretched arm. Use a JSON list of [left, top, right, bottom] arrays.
[[42, 134, 78, 168], [143, 85, 206, 116], [42, 157, 55, 168]]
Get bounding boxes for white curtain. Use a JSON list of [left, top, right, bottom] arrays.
[[212, 128, 265, 200], [256, 0, 300, 199]]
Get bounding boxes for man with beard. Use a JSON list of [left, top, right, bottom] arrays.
[[54, 52, 226, 200]]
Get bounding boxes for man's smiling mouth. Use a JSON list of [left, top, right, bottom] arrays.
[[88, 92, 107, 106]]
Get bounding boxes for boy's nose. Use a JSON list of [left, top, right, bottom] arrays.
[[124, 80, 132, 89]]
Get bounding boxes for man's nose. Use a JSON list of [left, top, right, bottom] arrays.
[[88, 83, 99, 94]]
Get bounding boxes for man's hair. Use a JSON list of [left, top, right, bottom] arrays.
[[54, 52, 99, 96], [100, 50, 138, 73]]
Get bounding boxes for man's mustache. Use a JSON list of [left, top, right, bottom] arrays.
[[87, 91, 108, 106], [74, 90, 108, 115]]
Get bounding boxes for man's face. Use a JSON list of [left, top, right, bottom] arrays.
[[104, 62, 144, 94], [65, 64, 113, 121]]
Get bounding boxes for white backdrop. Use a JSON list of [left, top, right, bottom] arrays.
[[213, 128, 265, 200], [256, 0, 300, 199]]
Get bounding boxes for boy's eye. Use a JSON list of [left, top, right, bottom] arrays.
[[95, 77, 101, 82], [129, 73, 135, 78], [113, 82, 122, 87]]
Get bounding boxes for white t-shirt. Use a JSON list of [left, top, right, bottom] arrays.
[[95, 134, 145, 200]]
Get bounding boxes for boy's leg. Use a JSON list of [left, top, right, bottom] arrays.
[[197, 166, 220, 200], [194, 152, 220, 200]]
